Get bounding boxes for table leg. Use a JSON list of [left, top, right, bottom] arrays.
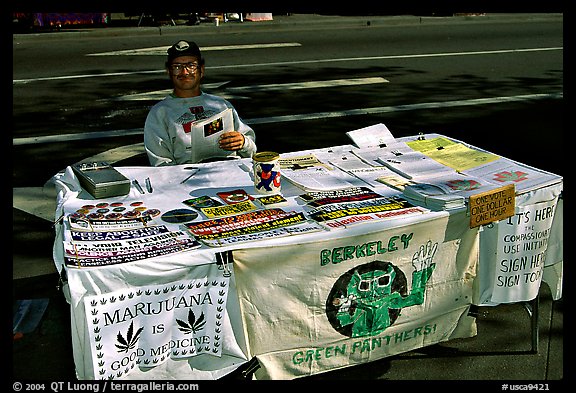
[[523, 294, 539, 354]]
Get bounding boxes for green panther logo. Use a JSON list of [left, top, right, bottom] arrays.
[[326, 241, 437, 338]]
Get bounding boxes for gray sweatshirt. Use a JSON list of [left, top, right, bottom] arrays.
[[144, 92, 257, 166]]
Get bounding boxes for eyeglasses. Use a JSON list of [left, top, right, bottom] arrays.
[[170, 62, 199, 74], [357, 275, 391, 292]]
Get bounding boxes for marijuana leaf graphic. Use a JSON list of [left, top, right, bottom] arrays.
[[493, 170, 528, 183], [176, 310, 206, 334], [115, 321, 144, 353], [447, 179, 481, 191]]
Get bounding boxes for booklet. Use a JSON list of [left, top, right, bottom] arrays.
[[402, 172, 498, 210], [345, 123, 397, 148], [375, 174, 417, 191], [279, 153, 358, 191], [402, 183, 466, 210], [189, 108, 234, 163], [406, 136, 500, 172]]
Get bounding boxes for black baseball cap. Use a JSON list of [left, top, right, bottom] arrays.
[[167, 40, 203, 64]]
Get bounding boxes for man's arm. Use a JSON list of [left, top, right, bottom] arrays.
[[229, 106, 257, 158], [237, 128, 257, 158], [144, 109, 176, 166]]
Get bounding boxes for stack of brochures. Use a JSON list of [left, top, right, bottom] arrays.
[[402, 183, 466, 210], [401, 172, 501, 210]]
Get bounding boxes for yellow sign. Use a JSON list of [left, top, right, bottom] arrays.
[[469, 184, 515, 228], [200, 200, 258, 218]]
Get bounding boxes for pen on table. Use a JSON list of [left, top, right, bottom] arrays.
[[180, 168, 199, 184], [145, 177, 153, 193], [133, 179, 145, 194]]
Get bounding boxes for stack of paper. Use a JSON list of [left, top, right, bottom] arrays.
[[278, 154, 358, 191], [405, 136, 500, 172], [377, 151, 456, 180], [462, 159, 563, 194], [402, 183, 466, 210], [327, 151, 398, 190], [281, 166, 358, 191], [401, 172, 498, 210], [350, 141, 414, 167]]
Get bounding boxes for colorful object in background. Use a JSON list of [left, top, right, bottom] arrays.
[[13, 13, 109, 29], [253, 151, 281, 194]]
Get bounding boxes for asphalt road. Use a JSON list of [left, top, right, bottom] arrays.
[[12, 13, 563, 278]]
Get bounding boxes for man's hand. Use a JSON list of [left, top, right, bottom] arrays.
[[219, 131, 245, 151]]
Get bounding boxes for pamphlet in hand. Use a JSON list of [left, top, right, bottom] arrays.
[[189, 108, 234, 163]]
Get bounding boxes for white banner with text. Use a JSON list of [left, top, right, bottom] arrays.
[[233, 216, 478, 379]]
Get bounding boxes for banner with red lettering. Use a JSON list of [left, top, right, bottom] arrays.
[[233, 216, 479, 379]]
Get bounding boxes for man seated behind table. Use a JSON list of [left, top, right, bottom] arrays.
[[144, 40, 257, 166]]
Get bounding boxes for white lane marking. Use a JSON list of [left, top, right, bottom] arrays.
[[110, 81, 232, 101], [114, 88, 171, 101], [246, 93, 564, 124], [87, 42, 302, 56], [12, 47, 562, 84], [225, 77, 389, 92], [216, 47, 564, 70], [113, 77, 389, 101], [13, 70, 163, 84], [13, 93, 562, 146]]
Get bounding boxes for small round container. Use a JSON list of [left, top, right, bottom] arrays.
[[252, 151, 281, 194]]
